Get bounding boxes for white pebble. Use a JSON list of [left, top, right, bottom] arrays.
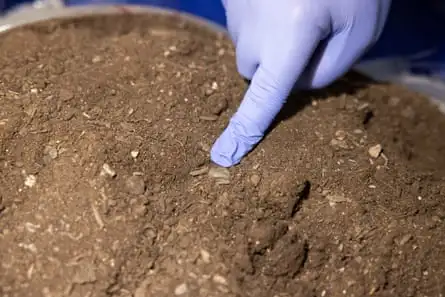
[[335, 130, 346, 140], [24, 175, 37, 188], [200, 249, 211, 263], [18, 242, 37, 253], [174, 283, 188, 295], [92, 55, 102, 63], [368, 144, 382, 158], [212, 274, 228, 285], [131, 151, 139, 159], [101, 163, 116, 177]]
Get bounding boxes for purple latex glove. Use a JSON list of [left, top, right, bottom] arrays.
[[211, 0, 391, 167]]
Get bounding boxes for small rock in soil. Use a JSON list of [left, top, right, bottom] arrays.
[[92, 55, 102, 63], [24, 175, 37, 188], [368, 144, 383, 158], [125, 175, 146, 195], [398, 234, 413, 246], [210, 97, 228, 115], [174, 283, 188, 295], [208, 164, 230, 185], [101, 163, 116, 177], [199, 115, 218, 121], [198, 141, 210, 152], [44, 146, 58, 159], [325, 193, 351, 206], [189, 166, 208, 176], [212, 274, 228, 286], [335, 130, 347, 140], [200, 249, 211, 263], [330, 138, 348, 149], [250, 174, 261, 187], [61, 108, 76, 121], [131, 150, 139, 159]]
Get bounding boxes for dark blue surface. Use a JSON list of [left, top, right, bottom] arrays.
[[0, 0, 31, 12], [364, 0, 445, 59], [61, 0, 227, 26]]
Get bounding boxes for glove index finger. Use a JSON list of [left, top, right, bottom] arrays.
[[210, 28, 323, 167]]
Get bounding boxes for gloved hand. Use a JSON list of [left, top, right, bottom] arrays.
[[210, 0, 391, 167]]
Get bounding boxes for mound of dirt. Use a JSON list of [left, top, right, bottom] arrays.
[[1, 13, 445, 297]]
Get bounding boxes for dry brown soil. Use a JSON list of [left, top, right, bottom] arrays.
[[1, 13, 445, 297]]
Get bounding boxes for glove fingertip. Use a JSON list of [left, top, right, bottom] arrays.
[[210, 116, 264, 167]]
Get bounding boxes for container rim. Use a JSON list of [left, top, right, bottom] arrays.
[[0, 4, 228, 35]]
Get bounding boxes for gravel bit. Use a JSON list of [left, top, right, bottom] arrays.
[[250, 174, 261, 187], [212, 274, 228, 286], [131, 150, 139, 159], [210, 98, 228, 115], [199, 115, 218, 121], [208, 164, 230, 185], [44, 146, 58, 159], [125, 175, 146, 195], [189, 166, 209, 177], [330, 138, 348, 149], [198, 142, 210, 152], [24, 175, 37, 188], [326, 194, 351, 206], [335, 130, 346, 140], [174, 283, 188, 295], [200, 249, 211, 263], [368, 144, 383, 158], [399, 234, 413, 246], [92, 55, 102, 63], [101, 163, 116, 177]]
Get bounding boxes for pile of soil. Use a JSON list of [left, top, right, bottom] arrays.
[[1, 13, 445, 297]]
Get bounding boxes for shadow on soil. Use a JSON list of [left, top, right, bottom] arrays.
[[242, 71, 378, 152]]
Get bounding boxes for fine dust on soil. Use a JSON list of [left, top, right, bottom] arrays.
[[1, 13, 445, 297]]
